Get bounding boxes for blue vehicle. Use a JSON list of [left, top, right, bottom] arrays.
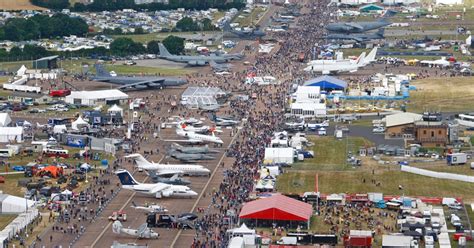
[[12, 165, 25, 171], [297, 150, 314, 158]]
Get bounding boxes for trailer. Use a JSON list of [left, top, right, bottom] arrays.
[[447, 153, 467, 165]]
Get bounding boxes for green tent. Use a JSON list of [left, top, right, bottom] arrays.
[[359, 4, 384, 12]]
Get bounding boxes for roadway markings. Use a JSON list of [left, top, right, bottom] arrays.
[[90, 155, 164, 248], [170, 129, 241, 248]]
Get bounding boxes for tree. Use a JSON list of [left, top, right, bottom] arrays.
[[147, 41, 160, 54], [110, 38, 145, 55], [162, 35, 184, 55], [176, 17, 198, 32], [201, 18, 216, 31], [134, 27, 146, 34]]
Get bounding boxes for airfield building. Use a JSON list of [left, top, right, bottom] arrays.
[[304, 76, 347, 92], [65, 90, 129, 106], [384, 112, 423, 139], [32, 55, 59, 70]]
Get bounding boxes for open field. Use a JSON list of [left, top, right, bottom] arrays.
[[288, 136, 373, 171], [0, 0, 46, 10], [0, 173, 26, 197], [407, 77, 474, 112], [277, 136, 474, 200], [234, 7, 267, 27], [112, 31, 220, 43]]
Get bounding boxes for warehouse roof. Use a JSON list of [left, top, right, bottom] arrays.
[[34, 55, 59, 62], [239, 194, 312, 221], [67, 90, 128, 100], [385, 112, 423, 127]]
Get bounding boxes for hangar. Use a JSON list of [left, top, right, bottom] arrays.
[[304, 76, 347, 91], [239, 194, 312, 228]]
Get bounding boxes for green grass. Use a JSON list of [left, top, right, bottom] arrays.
[[289, 137, 373, 171], [235, 7, 267, 27], [276, 169, 474, 200], [0, 173, 26, 197], [112, 31, 220, 43], [407, 77, 474, 112], [0, 61, 30, 73], [0, 215, 17, 230]]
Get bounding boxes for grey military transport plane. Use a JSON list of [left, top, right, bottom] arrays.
[[92, 64, 187, 91], [325, 29, 385, 42], [325, 10, 396, 33], [158, 43, 243, 66]]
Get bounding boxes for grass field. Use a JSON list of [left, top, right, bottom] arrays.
[[112, 31, 220, 44], [288, 136, 373, 171], [277, 136, 474, 201], [0, 173, 26, 197], [235, 7, 267, 27], [0, 0, 46, 10], [407, 77, 474, 112]]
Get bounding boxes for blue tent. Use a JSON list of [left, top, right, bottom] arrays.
[[304, 76, 347, 91]]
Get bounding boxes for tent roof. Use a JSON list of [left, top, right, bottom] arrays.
[[384, 112, 423, 127], [73, 116, 88, 125], [0, 113, 12, 127], [0, 127, 23, 135], [239, 194, 312, 221], [108, 104, 123, 112], [360, 4, 384, 11], [67, 90, 128, 101], [304, 76, 347, 89], [229, 223, 256, 235]]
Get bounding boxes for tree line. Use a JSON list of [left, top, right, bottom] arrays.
[[0, 14, 88, 41], [30, 0, 245, 12], [0, 35, 185, 62]]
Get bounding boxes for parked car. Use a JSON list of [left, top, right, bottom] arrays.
[[372, 127, 385, 133], [12, 165, 25, 171]]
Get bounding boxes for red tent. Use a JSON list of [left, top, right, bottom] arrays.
[[239, 194, 312, 221]]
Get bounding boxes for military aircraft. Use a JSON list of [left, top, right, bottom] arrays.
[[112, 220, 159, 239], [91, 64, 187, 91], [175, 127, 224, 144], [210, 60, 233, 72], [223, 22, 266, 40], [167, 150, 215, 163], [306, 47, 377, 67], [115, 169, 198, 198], [148, 172, 191, 185], [325, 29, 385, 42], [131, 201, 169, 213], [211, 114, 240, 126], [125, 153, 210, 176], [158, 43, 242, 66], [325, 10, 396, 33], [170, 143, 219, 154]]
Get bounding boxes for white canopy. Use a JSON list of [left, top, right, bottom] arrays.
[[16, 65, 27, 76], [61, 189, 72, 195], [107, 104, 123, 116], [53, 125, 67, 134], [80, 163, 91, 170], [71, 116, 89, 131], [229, 223, 256, 235], [0, 113, 12, 127]]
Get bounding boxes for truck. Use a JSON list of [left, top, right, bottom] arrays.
[[447, 153, 467, 165], [277, 236, 297, 245]]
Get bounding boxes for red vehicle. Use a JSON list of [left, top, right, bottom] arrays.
[[49, 89, 71, 97]]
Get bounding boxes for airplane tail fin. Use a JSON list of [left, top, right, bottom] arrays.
[[112, 221, 123, 234], [116, 169, 140, 186], [95, 63, 111, 77], [355, 52, 366, 65], [382, 9, 397, 19], [158, 43, 172, 57], [125, 154, 153, 168], [362, 47, 378, 65], [376, 28, 385, 37]]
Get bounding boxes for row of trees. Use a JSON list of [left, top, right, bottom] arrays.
[[175, 17, 217, 32], [31, 0, 245, 11], [0, 35, 185, 61], [0, 14, 88, 41]]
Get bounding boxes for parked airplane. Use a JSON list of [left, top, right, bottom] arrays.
[[304, 47, 378, 74], [167, 150, 215, 163], [326, 10, 396, 33], [112, 221, 159, 239], [420, 57, 451, 67], [178, 123, 221, 134], [211, 114, 240, 126], [210, 60, 233, 72], [170, 143, 219, 154], [91, 64, 186, 91], [325, 29, 385, 42], [223, 23, 266, 39], [175, 127, 224, 144], [148, 171, 191, 185], [131, 201, 168, 213], [116, 169, 198, 198], [125, 153, 210, 176], [158, 44, 242, 66]]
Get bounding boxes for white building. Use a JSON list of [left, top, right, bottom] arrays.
[[264, 147, 294, 164], [0, 194, 35, 213], [65, 90, 129, 106], [290, 103, 327, 117], [0, 127, 23, 143], [293, 86, 321, 103]]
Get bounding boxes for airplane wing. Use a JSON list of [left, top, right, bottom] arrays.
[[161, 138, 203, 144], [137, 223, 148, 237], [117, 79, 165, 91], [149, 183, 170, 194], [345, 23, 364, 30]]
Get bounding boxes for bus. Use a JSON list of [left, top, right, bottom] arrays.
[[44, 148, 69, 158]]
